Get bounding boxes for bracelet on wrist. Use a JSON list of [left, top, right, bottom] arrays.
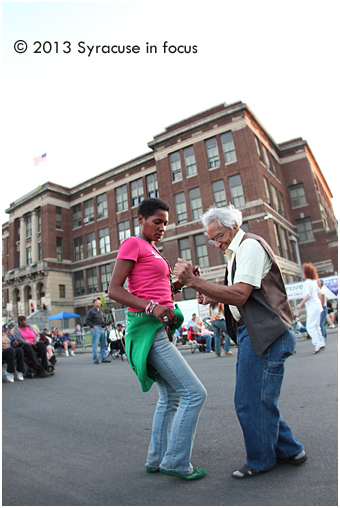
[[145, 301, 159, 315], [171, 282, 182, 295]]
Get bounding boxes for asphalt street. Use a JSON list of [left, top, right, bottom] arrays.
[[2, 330, 338, 506]]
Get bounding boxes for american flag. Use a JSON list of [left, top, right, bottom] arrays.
[[34, 153, 47, 167]]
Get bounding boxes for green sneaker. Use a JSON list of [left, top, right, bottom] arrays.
[[160, 466, 206, 480], [146, 466, 159, 473]]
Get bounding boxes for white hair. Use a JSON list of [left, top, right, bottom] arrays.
[[201, 204, 243, 230]]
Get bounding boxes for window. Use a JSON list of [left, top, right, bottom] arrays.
[[26, 246, 32, 265], [289, 183, 307, 208], [56, 207, 62, 229], [263, 178, 272, 206], [131, 178, 144, 207], [263, 145, 270, 169], [75, 271, 85, 296], [174, 193, 188, 224], [74, 237, 84, 261], [116, 185, 128, 212], [279, 191, 287, 218], [270, 154, 279, 178], [195, 235, 209, 268], [146, 173, 159, 198], [273, 224, 283, 257], [37, 209, 41, 233], [100, 264, 111, 292], [56, 237, 63, 261], [59, 285, 66, 298], [183, 146, 197, 176], [242, 222, 250, 233], [86, 268, 98, 294], [228, 174, 245, 208], [183, 287, 197, 300], [270, 184, 280, 213], [118, 221, 131, 245], [16, 219, 20, 241], [97, 193, 108, 219], [221, 131, 236, 164], [84, 199, 94, 223], [85, 232, 96, 258], [169, 151, 182, 181], [205, 137, 220, 168], [296, 217, 314, 242], [38, 243, 42, 261], [254, 136, 263, 162], [72, 204, 82, 228], [212, 180, 227, 207], [26, 215, 32, 238], [189, 188, 203, 220], [133, 217, 140, 236], [98, 227, 110, 254], [179, 238, 192, 264], [280, 228, 290, 259]]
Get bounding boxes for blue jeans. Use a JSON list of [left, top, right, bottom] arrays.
[[200, 334, 214, 352], [235, 326, 304, 471], [146, 328, 207, 473], [91, 327, 108, 362], [320, 306, 327, 338], [210, 319, 231, 354]]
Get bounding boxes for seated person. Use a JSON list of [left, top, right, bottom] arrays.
[[57, 331, 76, 357], [12, 316, 53, 377], [2, 325, 24, 383], [293, 315, 307, 333], [326, 301, 336, 328], [108, 323, 126, 358], [192, 317, 215, 353], [32, 325, 57, 366], [74, 324, 82, 335]]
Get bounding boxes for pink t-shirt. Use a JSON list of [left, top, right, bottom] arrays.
[[19, 327, 37, 343], [117, 236, 173, 312]]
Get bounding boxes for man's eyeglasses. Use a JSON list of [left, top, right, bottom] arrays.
[[206, 231, 225, 245]]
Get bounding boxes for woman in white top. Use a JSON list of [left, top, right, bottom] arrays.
[[297, 263, 325, 354]]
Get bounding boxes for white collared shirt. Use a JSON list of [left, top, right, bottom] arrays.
[[226, 229, 272, 321]]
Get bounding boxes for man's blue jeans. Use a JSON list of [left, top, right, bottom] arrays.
[[235, 326, 304, 471], [91, 327, 108, 362], [146, 328, 207, 473], [210, 319, 231, 354], [320, 306, 328, 338]]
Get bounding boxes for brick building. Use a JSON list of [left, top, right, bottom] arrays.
[[2, 101, 338, 326]]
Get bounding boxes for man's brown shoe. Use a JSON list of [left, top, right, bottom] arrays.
[[224, 351, 233, 356], [102, 359, 111, 363]]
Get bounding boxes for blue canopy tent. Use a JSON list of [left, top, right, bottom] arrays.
[[48, 311, 81, 330]]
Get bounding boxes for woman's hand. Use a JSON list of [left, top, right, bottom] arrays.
[[152, 304, 177, 327]]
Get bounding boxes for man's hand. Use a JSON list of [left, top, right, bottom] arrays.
[[197, 292, 211, 305], [173, 258, 196, 286]]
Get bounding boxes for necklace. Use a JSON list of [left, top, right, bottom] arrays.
[[138, 235, 179, 299]]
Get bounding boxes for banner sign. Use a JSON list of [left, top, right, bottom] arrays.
[[285, 276, 338, 300]]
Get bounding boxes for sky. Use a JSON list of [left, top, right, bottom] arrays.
[[2, 0, 340, 226]]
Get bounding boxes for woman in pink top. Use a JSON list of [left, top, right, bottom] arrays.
[[13, 316, 53, 377], [109, 198, 207, 481]]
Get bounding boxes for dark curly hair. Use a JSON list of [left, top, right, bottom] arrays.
[[137, 198, 169, 219], [302, 262, 318, 280]]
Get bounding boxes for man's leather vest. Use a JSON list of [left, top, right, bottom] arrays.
[[224, 233, 294, 357]]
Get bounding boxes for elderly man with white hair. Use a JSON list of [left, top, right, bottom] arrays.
[[174, 204, 307, 479]]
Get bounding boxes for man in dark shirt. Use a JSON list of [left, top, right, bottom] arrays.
[[85, 298, 111, 364]]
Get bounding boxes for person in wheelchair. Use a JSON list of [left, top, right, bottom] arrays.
[[56, 331, 76, 357], [192, 317, 215, 353], [108, 324, 126, 359], [2, 325, 24, 383], [12, 316, 53, 377]]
